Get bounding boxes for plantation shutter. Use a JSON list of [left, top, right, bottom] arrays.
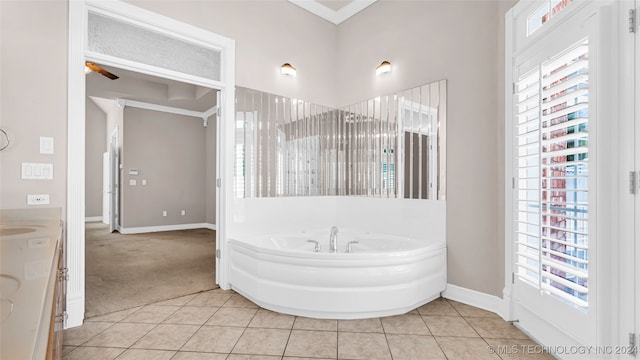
[[515, 38, 590, 308]]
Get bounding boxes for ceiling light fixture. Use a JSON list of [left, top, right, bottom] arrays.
[[281, 63, 297, 77], [376, 60, 391, 76]]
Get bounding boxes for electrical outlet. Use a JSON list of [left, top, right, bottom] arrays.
[[27, 194, 50, 205], [162, 210, 167, 217], [181, 210, 186, 216]]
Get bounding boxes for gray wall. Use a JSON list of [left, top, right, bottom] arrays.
[[335, 0, 514, 297], [0, 1, 68, 212], [127, 0, 339, 107], [0, 0, 516, 298], [121, 107, 209, 228], [85, 98, 107, 218]]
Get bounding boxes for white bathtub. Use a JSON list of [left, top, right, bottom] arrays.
[[227, 229, 447, 319]]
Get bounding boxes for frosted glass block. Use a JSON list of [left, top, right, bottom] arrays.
[[88, 12, 221, 81]]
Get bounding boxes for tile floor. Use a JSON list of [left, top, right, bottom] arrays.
[[63, 290, 554, 360]]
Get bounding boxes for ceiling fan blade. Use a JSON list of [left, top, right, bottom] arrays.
[[86, 62, 119, 80]]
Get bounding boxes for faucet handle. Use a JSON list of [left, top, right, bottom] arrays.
[[346, 241, 359, 253], [307, 240, 321, 252]]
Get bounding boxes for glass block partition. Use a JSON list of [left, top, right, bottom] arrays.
[[234, 80, 446, 199]]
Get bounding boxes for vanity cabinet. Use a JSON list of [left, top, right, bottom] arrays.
[[47, 225, 65, 360], [0, 209, 65, 360]]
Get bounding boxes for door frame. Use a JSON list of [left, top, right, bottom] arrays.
[[504, 0, 630, 350], [108, 127, 118, 233], [67, 0, 235, 328]]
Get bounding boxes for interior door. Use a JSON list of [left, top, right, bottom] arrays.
[[102, 152, 110, 225], [510, 2, 614, 345], [109, 128, 119, 233]]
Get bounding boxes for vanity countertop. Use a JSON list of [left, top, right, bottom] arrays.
[[0, 208, 63, 360]]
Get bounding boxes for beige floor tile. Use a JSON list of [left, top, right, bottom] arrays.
[[447, 300, 500, 318], [232, 328, 291, 356], [337, 318, 383, 333], [284, 329, 337, 358], [465, 318, 529, 339], [163, 306, 219, 325], [248, 309, 295, 329], [83, 322, 155, 348], [294, 317, 338, 331], [62, 345, 76, 355], [187, 290, 234, 307], [485, 339, 555, 360], [436, 336, 501, 360], [63, 321, 114, 345], [406, 309, 420, 315], [152, 293, 198, 306], [417, 298, 459, 316], [171, 353, 229, 360], [115, 348, 176, 360], [181, 325, 245, 353], [207, 307, 258, 327], [283, 358, 334, 360], [85, 307, 142, 322], [227, 355, 283, 359], [223, 294, 260, 308], [121, 305, 180, 323], [381, 314, 430, 335], [131, 324, 200, 350], [422, 315, 479, 337], [386, 334, 446, 360], [337, 332, 391, 360], [63, 346, 124, 360], [171, 353, 228, 360]]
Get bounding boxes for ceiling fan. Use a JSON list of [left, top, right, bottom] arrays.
[[85, 62, 119, 80]]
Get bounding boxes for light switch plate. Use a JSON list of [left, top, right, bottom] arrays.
[[39, 137, 54, 154], [22, 163, 53, 180]]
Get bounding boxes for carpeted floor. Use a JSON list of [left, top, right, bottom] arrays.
[[84, 223, 217, 318]]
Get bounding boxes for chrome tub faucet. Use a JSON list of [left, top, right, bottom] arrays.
[[329, 226, 339, 253]]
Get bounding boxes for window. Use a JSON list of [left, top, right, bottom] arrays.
[[527, 0, 574, 36], [514, 38, 590, 308]]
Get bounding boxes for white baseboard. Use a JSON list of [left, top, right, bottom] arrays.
[[205, 223, 216, 230], [442, 283, 508, 320], [119, 223, 216, 234], [85, 216, 103, 222]]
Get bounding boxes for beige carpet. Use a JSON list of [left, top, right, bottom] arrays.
[[84, 223, 217, 318]]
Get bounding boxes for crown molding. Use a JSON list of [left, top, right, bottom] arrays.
[[288, 0, 377, 25]]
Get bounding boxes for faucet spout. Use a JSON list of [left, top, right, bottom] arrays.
[[329, 226, 339, 253]]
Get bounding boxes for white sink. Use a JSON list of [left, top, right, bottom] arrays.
[[0, 225, 39, 237]]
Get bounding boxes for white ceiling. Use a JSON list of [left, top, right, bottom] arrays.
[[288, 0, 377, 25]]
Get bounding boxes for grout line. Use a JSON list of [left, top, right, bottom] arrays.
[[68, 292, 540, 360]]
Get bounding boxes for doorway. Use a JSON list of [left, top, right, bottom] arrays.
[[67, 0, 235, 327], [506, 0, 638, 351], [84, 63, 219, 317]]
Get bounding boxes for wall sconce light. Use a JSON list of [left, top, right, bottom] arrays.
[[281, 63, 297, 77], [376, 61, 391, 76]]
